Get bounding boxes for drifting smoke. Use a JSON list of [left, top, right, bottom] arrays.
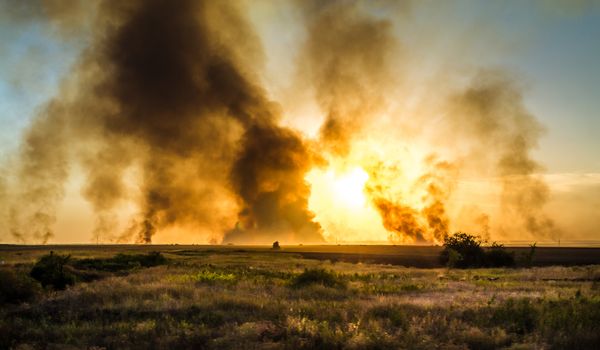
[[447, 70, 559, 240], [9, 102, 70, 244], [298, 0, 397, 156], [5, 0, 322, 244]]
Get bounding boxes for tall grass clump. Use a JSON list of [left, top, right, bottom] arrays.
[[291, 268, 347, 289], [367, 304, 409, 330], [73, 251, 167, 272], [0, 268, 41, 304], [485, 243, 516, 267]]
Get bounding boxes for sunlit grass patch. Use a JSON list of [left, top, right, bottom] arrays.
[[1, 248, 599, 349], [168, 270, 236, 284]]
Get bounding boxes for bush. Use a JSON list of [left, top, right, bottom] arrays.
[[30, 252, 76, 290], [518, 243, 537, 267], [0, 268, 41, 304], [441, 233, 515, 268], [291, 268, 346, 289], [485, 243, 515, 267], [440, 232, 486, 268]]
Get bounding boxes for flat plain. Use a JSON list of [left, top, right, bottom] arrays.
[[1, 245, 599, 349]]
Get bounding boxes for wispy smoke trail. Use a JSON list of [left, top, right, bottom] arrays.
[[298, 0, 398, 156], [447, 70, 559, 240], [9, 103, 70, 244]]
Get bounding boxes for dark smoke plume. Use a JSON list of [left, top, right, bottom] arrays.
[[6, 0, 322, 244], [224, 124, 322, 243]]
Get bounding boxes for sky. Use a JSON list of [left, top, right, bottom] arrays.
[[0, 0, 598, 244]]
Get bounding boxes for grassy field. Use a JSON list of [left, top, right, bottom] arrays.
[[1, 245, 599, 349]]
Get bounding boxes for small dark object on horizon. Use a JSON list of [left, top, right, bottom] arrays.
[[272, 241, 281, 250]]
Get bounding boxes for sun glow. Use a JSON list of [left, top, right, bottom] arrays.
[[330, 167, 369, 209], [306, 165, 389, 242]]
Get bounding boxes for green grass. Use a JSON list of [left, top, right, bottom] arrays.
[[0, 248, 598, 349]]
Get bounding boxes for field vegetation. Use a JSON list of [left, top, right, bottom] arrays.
[[1, 244, 599, 349]]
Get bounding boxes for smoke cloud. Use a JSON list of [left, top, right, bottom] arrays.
[[1, 1, 563, 245], [4, 0, 322, 244]]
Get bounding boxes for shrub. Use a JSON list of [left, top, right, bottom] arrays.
[[518, 243, 537, 267], [0, 268, 41, 304], [446, 248, 462, 268], [291, 268, 346, 289], [485, 243, 515, 267], [441, 233, 515, 268], [30, 252, 76, 290], [440, 232, 485, 268]]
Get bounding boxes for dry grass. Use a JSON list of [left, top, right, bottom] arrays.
[[1, 248, 599, 349]]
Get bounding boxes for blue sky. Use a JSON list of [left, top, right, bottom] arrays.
[[0, 15, 81, 159], [403, 0, 600, 173], [517, 6, 600, 172]]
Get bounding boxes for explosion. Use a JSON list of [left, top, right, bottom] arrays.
[[0, 0, 560, 245]]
